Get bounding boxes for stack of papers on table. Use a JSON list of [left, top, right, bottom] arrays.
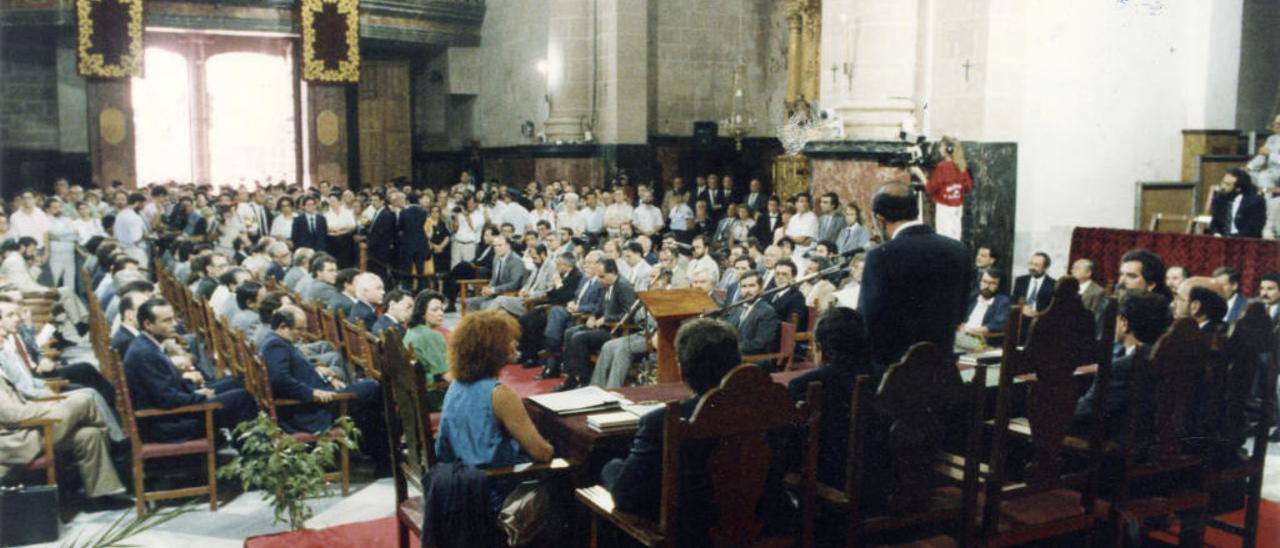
[[529, 386, 624, 415], [586, 403, 666, 433]]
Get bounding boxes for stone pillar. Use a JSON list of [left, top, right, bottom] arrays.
[[86, 80, 137, 188], [544, 0, 592, 143], [826, 0, 922, 140], [307, 85, 350, 187], [800, 0, 823, 105], [784, 1, 804, 112]]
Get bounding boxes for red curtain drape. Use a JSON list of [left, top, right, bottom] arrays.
[[1069, 227, 1279, 295]]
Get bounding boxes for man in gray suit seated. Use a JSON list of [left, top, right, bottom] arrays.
[[300, 255, 338, 305], [488, 244, 556, 317], [467, 236, 525, 311]]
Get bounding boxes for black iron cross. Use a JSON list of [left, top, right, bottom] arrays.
[[89, 0, 131, 67]]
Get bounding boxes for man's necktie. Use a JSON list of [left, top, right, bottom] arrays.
[[309, 215, 316, 235], [12, 335, 34, 372]]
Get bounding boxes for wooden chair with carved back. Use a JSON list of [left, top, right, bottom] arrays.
[[830, 342, 989, 547], [575, 365, 821, 548], [340, 317, 381, 380], [375, 329, 571, 548], [234, 333, 352, 497], [741, 321, 797, 372], [102, 352, 221, 517], [980, 278, 1108, 546], [1104, 317, 1215, 546], [318, 307, 345, 357], [1202, 302, 1275, 548]]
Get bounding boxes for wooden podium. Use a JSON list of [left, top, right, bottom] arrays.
[[636, 288, 720, 383]]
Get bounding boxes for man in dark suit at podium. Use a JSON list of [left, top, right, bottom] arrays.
[[858, 183, 970, 375], [291, 195, 328, 253]]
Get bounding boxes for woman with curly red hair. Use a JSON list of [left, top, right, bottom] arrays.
[[434, 310, 554, 509]]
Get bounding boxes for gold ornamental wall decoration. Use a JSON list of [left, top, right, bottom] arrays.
[[301, 0, 361, 84], [75, 0, 144, 78]]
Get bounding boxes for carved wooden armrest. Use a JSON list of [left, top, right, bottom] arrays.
[[135, 402, 224, 417], [485, 458, 575, 481], [21, 290, 58, 299], [14, 417, 60, 429], [30, 395, 67, 403], [275, 392, 358, 407]]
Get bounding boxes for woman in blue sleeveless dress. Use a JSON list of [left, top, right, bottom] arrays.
[[435, 310, 554, 509]]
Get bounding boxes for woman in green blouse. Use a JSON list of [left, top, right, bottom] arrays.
[[404, 290, 451, 409]]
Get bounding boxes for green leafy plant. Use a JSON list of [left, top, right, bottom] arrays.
[[62, 502, 193, 548], [217, 412, 360, 530]]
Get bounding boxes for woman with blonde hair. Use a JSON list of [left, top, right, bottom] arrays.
[[435, 310, 554, 509]]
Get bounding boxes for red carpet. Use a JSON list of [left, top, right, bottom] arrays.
[[247, 503, 1280, 547], [499, 363, 562, 397], [244, 517, 410, 548]]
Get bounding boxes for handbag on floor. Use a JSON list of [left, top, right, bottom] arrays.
[[0, 483, 59, 546]]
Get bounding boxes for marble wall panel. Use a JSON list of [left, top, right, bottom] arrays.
[[810, 159, 909, 225]]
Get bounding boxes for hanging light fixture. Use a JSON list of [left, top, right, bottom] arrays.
[[720, 1, 756, 151]]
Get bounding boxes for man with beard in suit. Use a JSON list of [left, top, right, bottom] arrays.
[[1208, 169, 1267, 238], [858, 183, 970, 375], [728, 271, 780, 360], [955, 269, 1011, 352], [363, 192, 397, 286], [1012, 251, 1056, 339]]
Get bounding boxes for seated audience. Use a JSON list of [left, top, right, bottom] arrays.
[[261, 305, 387, 472], [348, 272, 384, 327], [1074, 290, 1170, 434], [556, 259, 636, 391], [590, 268, 671, 388], [955, 269, 1011, 352], [123, 299, 258, 442]]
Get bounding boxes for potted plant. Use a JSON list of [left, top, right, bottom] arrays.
[[218, 412, 360, 530]]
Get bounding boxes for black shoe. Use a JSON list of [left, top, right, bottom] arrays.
[[1269, 428, 1280, 443], [85, 493, 135, 513], [552, 378, 581, 392]]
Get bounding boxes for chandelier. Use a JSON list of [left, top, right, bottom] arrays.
[[721, 62, 757, 151]]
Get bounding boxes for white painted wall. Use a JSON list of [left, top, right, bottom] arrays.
[[985, 0, 1243, 276]]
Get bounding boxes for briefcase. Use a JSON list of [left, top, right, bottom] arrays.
[[0, 484, 59, 546]]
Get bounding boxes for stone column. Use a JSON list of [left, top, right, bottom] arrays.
[[784, 0, 805, 112], [544, 0, 592, 143], [86, 80, 137, 188], [827, 0, 922, 140], [800, 0, 823, 105]]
